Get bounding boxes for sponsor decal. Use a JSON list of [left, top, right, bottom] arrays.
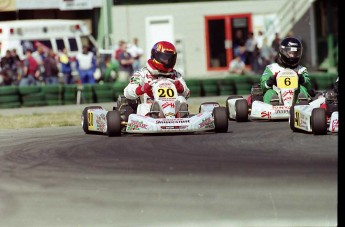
[[275, 109, 289, 114], [156, 119, 190, 124], [129, 77, 140, 84], [162, 102, 175, 109], [332, 119, 339, 132], [96, 114, 106, 131], [165, 112, 175, 117], [283, 90, 294, 97], [261, 111, 271, 118], [158, 82, 174, 88], [161, 126, 188, 129], [127, 120, 148, 130], [288, 42, 298, 46], [146, 74, 153, 79], [272, 106, 289, 110], [199, 117, 214, 128]]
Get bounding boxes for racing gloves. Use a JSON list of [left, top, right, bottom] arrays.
[[266, 76, 277, 88], [298, 74, 305, 84], [174, 80, 184, 93], [135, 83, 153, 98]]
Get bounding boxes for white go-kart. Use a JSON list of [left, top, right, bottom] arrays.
[[289, 89, 338, 135], [226, 68, 309, 122], [81, 78, 228, 136]]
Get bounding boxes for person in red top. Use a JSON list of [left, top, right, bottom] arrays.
[[19, 49, 39, 86], [114, 40, 125, 61]]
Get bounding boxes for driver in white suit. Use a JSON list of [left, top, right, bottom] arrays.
[[124, 41, 190, 117]]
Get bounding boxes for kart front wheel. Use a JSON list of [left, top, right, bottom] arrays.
[[82, 106, 103, 134], [235, 99, 248, 122], [213, 107, 228, 133], [106, 110, 122, 137], [225, 95, 244, 120], [289, 106, 297, 132], [311, 108, 327, 135]]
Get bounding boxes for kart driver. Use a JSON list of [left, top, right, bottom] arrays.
[[260, 37, 312, 104], [124, 41, 190, 116]]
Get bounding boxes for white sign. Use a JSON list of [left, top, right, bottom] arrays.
[[59, 0, 92, 10]]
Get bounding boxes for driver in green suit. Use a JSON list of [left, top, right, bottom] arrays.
[[260, 37, 312, 104]]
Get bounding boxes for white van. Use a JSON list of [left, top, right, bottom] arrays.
[[0, 19, 98, 60]]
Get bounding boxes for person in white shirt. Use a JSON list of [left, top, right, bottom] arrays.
[[229, 54, 247, 75], [75, 45, 97, 84], [127, 37, 144, 72]]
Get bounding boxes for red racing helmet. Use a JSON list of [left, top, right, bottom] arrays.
[[150, 41, 177, 73]]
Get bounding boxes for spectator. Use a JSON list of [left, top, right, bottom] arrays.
[[32, 45, 46, 74], [103, 55, 119, 83], [228, 54, 247, 75], [59, 48, 74, 84], [271, 32, 281, 59], [117, 41, 134, 82], [114, 40, 125, 61], [245, 32, 257, 66], [233, 30, 246, 57], [75, 45, 97, 84], [127, 37, 144, 72], [1, 50, 16, 76], [259, 37, 274, 73], [256, 30, 264, 50], [19, 49, 39, 86], [11, 48, 21, 62], [43, 50, 59, 85]]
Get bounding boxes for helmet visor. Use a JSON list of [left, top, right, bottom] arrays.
[[281, 46, 302, 59], [154, 51, 177, 68]]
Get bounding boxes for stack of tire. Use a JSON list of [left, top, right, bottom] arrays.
[[0, 86, 21, 109], [234, 75, 252, 95], [248, 75, 261, 87], [63, 84, 77, 105], [185, 79, 202, 97], [80, 84, 95, 104], [312, 73, 337, 90], [19, 86, 46, 107], [201, 78, 220, 96], [94, 83, 115, 103], [112, 81, 127, 99], [41, 85, 63, 106], [218, 77, 236, 96]]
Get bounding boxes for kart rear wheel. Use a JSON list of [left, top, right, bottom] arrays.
[[289, 106, 297, 132], [106, 110, 122, 137], [311, 108, 327, 135], [82, 106, 103, 134], [225, 95, 243, 119], [213, 107, 228, 133], [235, 99, 248, 122]]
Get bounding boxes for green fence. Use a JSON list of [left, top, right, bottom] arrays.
[[0, 73, 337, 109]]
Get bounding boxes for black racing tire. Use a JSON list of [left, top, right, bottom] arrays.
[[289, 105, 297, 132], [82, 106, 103, 134], [213, 107, 228, 133], [106, 110, 122, 137], [311, 108, 327, 135], [198, 101, 220, 113], [235, 99, 248, 122], [225, 95, 243, 119]]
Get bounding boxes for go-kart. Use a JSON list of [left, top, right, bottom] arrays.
[[289, 89, 338, 135], [81, 78, 228, 136], [226, 68, 309, 122]]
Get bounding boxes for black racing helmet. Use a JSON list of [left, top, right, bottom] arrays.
[[278, 37, 303, 68]]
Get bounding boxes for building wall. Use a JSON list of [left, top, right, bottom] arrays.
[[111, 0, 287, 78]]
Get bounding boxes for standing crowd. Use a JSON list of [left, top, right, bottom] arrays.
[[229, 31, 285, 76]]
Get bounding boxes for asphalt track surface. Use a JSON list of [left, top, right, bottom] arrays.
[[0, 97, 338, 227]]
